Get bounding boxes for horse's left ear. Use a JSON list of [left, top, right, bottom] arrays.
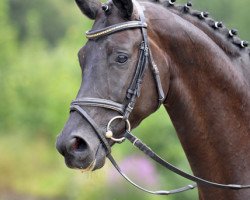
[[112, 0, 133, 19], [75, 0, 101, 19]]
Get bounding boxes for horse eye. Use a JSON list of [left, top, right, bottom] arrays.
[[116, 55, 128, 64]]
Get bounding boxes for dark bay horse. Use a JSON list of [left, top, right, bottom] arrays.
[[56, 0, 250, 199]]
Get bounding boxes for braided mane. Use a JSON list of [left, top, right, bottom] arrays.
[[146, 0, 250, 57]]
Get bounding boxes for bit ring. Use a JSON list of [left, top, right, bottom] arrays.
[[105, 116, 131, 142]]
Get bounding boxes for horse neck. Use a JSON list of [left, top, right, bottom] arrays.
[[146, 3, 250, 200]]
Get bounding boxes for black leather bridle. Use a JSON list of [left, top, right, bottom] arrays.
[[70, 0, 250, 195]]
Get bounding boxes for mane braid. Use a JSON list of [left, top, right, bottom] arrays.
[[146, 0, 249, 57]]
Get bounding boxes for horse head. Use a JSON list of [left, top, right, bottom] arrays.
[[56, 0, 169, 171]]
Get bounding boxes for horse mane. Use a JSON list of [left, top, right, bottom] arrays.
[[143, 0, 250, 58]]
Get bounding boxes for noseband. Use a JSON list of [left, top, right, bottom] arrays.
[[70, 0, 250, 195]]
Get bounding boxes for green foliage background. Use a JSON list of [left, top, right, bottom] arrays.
[[0, 0, 249, 199]]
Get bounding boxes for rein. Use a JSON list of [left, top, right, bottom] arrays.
[[70, 0, 250, 195]]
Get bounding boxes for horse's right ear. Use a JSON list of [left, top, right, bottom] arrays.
[[112, 0, 133, 19], [75, 0, 101, 19]]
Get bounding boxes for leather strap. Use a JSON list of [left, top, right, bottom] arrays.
[[107, 154, 197, 195], [124, 131, 250, 190], [149, 50, 165, 105], [86, 21, 147, 39], [123, 0, 150, 119], [134, 0, 166, 104], [70, 105, 111, 154], [126, 43, 146, 99], [72, 98, 125, 114], [125, 0, 165, 109]]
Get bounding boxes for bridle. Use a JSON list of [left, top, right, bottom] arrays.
[[70, 0, 250, 195]]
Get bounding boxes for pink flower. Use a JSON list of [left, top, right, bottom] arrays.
[[107, 155, 159, 188]]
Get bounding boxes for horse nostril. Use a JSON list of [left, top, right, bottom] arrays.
[[69, 137, 88, 152]]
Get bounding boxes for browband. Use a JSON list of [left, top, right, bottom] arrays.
[[86, 21, 147, 39]]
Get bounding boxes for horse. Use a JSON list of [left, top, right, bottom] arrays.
[[56, 0, 250, 199]]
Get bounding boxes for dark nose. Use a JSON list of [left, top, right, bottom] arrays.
[[56, 134, 90, 161], [66, 136, 88, 155]]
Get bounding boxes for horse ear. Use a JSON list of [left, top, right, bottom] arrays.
[[75, 0, 101, 19], [112, 0, 133, 19]]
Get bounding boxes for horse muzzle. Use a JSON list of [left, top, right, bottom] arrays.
[[56, 132, 106, 171]]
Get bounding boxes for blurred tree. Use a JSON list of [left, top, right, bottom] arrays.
[[0, 0, 17, 66], [193, 0, 250, 40], [0, 0, 90, 138], [0, 0, 18, 130], [8, 0, 77, 47]]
